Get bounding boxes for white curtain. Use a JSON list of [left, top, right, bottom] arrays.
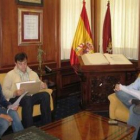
[[61, 0, 91, 60], [100, 0, 140, 60]]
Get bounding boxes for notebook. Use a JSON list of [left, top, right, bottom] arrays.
[[1, 126, 60, 140], [19, 81, 41, 95]]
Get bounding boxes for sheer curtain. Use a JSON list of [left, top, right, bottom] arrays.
[[100, 0, 139, 60], [61, 0, 91, 60]]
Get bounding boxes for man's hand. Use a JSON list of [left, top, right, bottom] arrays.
[[12, 106, 19, 110], [14, 89, 25, 96], [8, 105, 19, 111], [0, 114, 13, 122], [114, 84, 121, 91], [40, 82, 48, 89]]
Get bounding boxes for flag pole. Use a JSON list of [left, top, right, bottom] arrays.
[[83, 0, 85, 5], [107, 0, 110, 9]]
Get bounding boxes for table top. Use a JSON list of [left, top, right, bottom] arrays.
[[40, 111, 135, 140]]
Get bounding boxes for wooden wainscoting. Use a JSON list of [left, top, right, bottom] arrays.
[[57, 66, 81, 98]]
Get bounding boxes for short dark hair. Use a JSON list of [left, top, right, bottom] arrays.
[[15, 52, 28, 62]]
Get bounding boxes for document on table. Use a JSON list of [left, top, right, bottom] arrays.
[[7, 91, 28, 111]]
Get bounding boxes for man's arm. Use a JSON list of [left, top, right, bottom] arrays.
[[0, 113, 13, 122], [126, 77, 140, 90], [115, 77, 140, 91], [30, 71, 48, 89], [114, 77, 140, 99], [120, 84, 140, 99], [2, 73, 16, 99], [0, 85, 11, 108]]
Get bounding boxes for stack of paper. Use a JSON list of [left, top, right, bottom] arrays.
[[16, 81, 36, 90]]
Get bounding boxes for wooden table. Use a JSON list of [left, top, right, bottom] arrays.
[[40, 111, 135, 140]]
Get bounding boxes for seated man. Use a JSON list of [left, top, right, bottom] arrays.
[[114, 78, 140, 140], [2, 52, 51, 128], [0, 84, 24, 138]]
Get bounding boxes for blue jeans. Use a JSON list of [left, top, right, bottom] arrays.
[[0, 107, 24, 138], [115, 91, 140, 140]]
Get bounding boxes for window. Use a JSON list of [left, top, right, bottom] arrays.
[[60, 0, 91, 60], [100, 0, 139, 60]]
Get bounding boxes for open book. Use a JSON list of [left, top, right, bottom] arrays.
[[80, 53, 132, 65]]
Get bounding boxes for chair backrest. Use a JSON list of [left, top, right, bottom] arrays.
[[0, 73, 6, 85]]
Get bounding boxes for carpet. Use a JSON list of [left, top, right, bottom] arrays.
[[54, 95, 81, 120], [54, 95, 109, 120], [93, 110, 109, 118]]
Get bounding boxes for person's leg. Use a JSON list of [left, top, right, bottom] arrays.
[[0, 107, 10, 138], [0, 118, 9, 138], [19, 96, 33, 128], [8, 110, 24, 132], [32, 92, 51, 125], [127, 105, 140, 140], [115, 90, 137, 108]]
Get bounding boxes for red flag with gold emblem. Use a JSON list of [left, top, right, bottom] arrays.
[[70, 1, 94, 65], [103, 1, 112, 53]]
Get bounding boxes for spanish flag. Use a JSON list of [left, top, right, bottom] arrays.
[[70, 1, 94, 65]]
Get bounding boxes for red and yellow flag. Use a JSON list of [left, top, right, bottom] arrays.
[[70, 1, 94, 65]]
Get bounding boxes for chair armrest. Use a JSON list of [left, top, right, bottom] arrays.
[[108, 93, 129, 121], [108, 93, 119, 119], [39, 88, 54, 110]]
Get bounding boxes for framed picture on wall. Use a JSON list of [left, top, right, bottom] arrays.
[[18, 8, 43, 46], [16, 0, 43, 7]]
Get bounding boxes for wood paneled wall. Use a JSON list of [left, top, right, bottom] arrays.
[[0, 0, 138, 99], [0, 0, 60, 72]]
